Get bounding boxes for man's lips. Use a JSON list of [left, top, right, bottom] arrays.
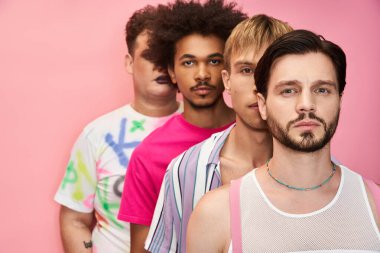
[[248, 102, 258, 109], [293, 120, 320, 130], [191, 85, 216, 95], [155, 75, 172, 84]]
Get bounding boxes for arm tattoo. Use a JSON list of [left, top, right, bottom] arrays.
[[83, 240, 92, 249]]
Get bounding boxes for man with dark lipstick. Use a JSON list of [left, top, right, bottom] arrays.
[[117, 0, 246, 252], [54, 5, 181, 253]]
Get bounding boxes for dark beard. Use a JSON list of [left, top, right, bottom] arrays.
[[266, 111, 339, 153]]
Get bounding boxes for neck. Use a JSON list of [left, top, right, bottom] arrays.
[[268, 140, 334, 188], [131, 94, 179, 117], [182, 98, 235, 128], [226, 120, 272, 168]]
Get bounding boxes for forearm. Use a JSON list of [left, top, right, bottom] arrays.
[[130, 224, 150, 253], [59, 206, 94, 253], [61, 222, 93, 253]]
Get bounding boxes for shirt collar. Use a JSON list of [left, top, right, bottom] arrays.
[[206, 123, 235, 166]]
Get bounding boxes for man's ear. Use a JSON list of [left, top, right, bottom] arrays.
[[125, 53, 133, 74], [221, 70, 231, 94], [168, 67, 177, 84], [257, 92, 267, 120]]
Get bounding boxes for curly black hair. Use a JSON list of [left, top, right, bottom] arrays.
[[125, 5, 158, 56], [142, 0, 247, 70]]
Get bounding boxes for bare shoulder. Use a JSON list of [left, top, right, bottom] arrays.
[[201, 183, 231, 206], [190, 183, 231, 231], [187, 184, 231, 253]]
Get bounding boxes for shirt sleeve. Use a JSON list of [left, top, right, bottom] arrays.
[[54, 130, 98, 213], [145, 159, 180, 253], [118, 144, 159, 225]]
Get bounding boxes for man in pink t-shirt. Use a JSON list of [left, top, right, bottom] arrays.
[[118, 0, 246, 252], [119, 113, 232, 225]]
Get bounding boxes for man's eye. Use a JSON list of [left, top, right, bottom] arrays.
[[209, 59, 221, 65], [281, 89, 296, 95], [183, 61, 194, 67], [240, 67, 254, 74], [316, 88, 330, 94]]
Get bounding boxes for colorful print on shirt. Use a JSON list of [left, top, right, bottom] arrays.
[[55, 104, 181, 253]]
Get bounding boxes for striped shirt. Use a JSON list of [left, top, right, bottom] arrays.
[[145, 124, 235, 253]]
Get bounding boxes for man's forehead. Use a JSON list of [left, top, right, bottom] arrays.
[[231, 45, 268, 65], [270, 52, 335, 72], [268, 52, 338, 86], [174, 34, 224, 57]]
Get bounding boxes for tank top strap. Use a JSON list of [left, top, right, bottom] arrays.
[[230, 177, 243, 253]]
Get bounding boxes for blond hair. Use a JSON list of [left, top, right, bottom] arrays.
[[224, 14, 293, 72]]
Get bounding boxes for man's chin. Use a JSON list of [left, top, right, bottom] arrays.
[[281, 136, 329, 153], [186, 97, 219, 109]]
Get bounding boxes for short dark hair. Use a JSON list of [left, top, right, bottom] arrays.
[[255, 29, 347, 96], [125, 5, 158, 56], [143, 0, 247, 70]]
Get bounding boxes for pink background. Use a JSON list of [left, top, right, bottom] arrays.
[[1, 0, 379, 252]]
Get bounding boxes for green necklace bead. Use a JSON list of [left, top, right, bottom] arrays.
[[266, 159, 336, 191]]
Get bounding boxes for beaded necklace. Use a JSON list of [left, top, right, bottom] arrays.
[[266, 159, 336, 191]]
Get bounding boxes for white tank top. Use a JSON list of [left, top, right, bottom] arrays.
[[231, 166, 380, 252]]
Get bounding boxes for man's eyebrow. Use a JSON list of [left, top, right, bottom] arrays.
[[274, 80, 300, 87], [274, 80, 338, 89], [179, 53, 224, 60], [208, 53, 224, 58], [233, 60, 256, 67], [179, 54, 196, 60], [312, 80, 337, 86]]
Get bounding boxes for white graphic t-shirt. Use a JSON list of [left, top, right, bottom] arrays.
[[55, 104, 182, 253]]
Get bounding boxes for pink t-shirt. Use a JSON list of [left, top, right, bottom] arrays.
[[118, 114, 233, 225]]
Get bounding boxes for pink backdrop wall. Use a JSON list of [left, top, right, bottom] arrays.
[[0, 0, 379, 252]]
